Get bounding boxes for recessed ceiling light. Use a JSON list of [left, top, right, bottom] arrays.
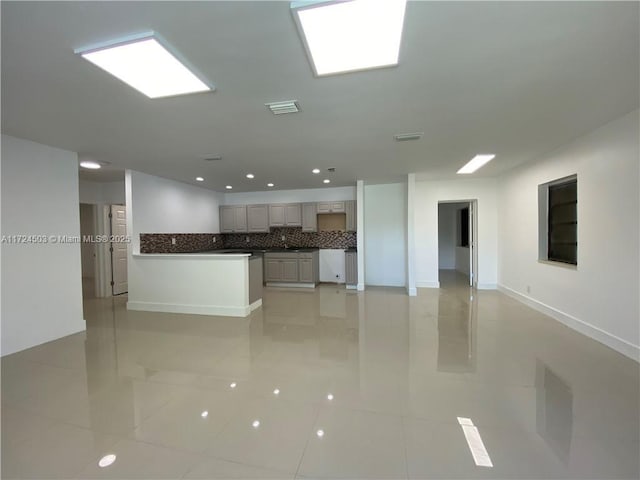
[[226, 185, 233, 190], [80, 160, 102, 170], [457, 154, 496, 174], [76, 32, 212, 98], [98, 454, 117, 468], [195, 177, 204, 182], [246, 173, 255, 179], [230, 382, 237, 388], [252, 420, 260, 428], [316, 429, 325, 438], [323, 179, 330, 184], [291, 0, 407, 76], [267, 183, 275, 187], [273, 388, 280, 395], [327, 393, 334, 400], [312, 168, 321, 174], [201, 411, 209, 418]]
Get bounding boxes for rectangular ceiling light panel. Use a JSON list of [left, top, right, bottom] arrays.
[[77, 34, 212, 98], [292, 0, 407, 76], [457, 154, 496, 174]]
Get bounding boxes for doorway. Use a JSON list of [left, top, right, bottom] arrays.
[[79, 203, 128, 300], [437, 200, 478, 288]]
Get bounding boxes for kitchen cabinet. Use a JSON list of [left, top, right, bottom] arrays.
[[247, 204, 269, 232], [269, 203, 302, 227], [317, 201, 345, 214], [302, 203, 317, 232], [220, 205, 247, 233], [345, 200, 356, 232], [345, 251, 358, 286], [264, 251, 319, 285]]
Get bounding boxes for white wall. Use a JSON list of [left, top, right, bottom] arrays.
[[126, 170, 224, 254], [455, 247, 470, 275], [437, 203, 458, 269], [415, 178, 498, 288], [79, 179, 125, 205], [223, 186, 355, 205], [1, 135, 85, 356], [364, 183, 407, 286], [498, 109, 639, 360]]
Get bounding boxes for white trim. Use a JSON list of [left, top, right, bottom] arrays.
[[498, 284, 639, 362], [265, 282, 316, 289], [249, 299, 262, 312], [346, 284, 357, 290], [477, 283, 497, 290], [407, 287, 417, 296], [356, 282, 365, 291], [127, 301, 251, 317], [416, 281, 440, 288]]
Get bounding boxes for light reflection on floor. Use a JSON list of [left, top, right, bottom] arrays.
[[2, 272, 638, 479]]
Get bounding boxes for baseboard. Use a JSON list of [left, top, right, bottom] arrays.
[[416, 281, 440, 288], [497, 284, 640, 362], [346, 284, 357, 290], [356, 283, 365, 291], [265, 282, 316, 288], [127, 301, 251, 317], [249, 299, 262, 312], [407, 287, 417, 296], [477, 283, 497, 290]]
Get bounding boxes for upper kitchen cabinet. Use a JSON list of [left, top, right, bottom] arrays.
[[345, 200, 356, 232], [317, 201, 345, 214], [247, 204, 269, 232], [220, 205, 248, 233], [302, 203, 317, 232], [269, 203, 302, 227]]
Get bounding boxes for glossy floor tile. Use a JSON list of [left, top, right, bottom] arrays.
[[2, 272, 639, 479]]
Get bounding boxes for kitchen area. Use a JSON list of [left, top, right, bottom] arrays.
[[127, 172, 360, 318]]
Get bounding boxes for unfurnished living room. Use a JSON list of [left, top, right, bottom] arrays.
[[1, 1, 639, 479]]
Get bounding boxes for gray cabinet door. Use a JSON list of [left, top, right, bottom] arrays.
[[234, 205, 248, 232], [285, 204, 302, 226], [265, 259, 282, 282], [345, 200, 356, 231], [317, 202, 331, 214], [330, 201, 345, 213], [302, 203, 317, 232], [268, 204, 285, 227], [281, 259, 298, 282], [345, 251, 358, 285], [220, 206, 235, 233], [299, 259, 313, 283], [247, 204, 269, 232]]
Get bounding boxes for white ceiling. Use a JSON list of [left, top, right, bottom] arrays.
[[2, 1, 638, 192]]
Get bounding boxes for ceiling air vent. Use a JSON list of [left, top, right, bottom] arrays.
[[202, 155, 222, 162], [265, 100, 300, 115], [394, 132, 424, 142]]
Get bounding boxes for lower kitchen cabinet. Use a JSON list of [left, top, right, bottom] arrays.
[[264, 251, 319, 285], [345, 251, 358, 286]]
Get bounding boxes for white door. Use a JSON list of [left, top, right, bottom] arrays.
[[110, 205, 128, 295], [469, 201, 478, 289]]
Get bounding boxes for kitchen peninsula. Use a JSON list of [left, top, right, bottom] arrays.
[[127, 251, 263, 317]]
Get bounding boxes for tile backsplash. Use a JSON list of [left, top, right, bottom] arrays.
[[224, 228, 356, 249], [140, 228, 356, 253], [140, 233, 222, 253]]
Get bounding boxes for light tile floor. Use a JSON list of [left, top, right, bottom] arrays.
[[2, 271, 638, 479]]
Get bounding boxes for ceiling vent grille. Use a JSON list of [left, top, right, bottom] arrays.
[[265, 100, 300, 115], [394, 132, 424, 142], [202, 155, 222, 162]]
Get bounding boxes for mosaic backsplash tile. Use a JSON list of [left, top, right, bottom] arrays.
[[140, 228, 356, 253], [140, 233, 223, 253], [223, 228, 356, 249]]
